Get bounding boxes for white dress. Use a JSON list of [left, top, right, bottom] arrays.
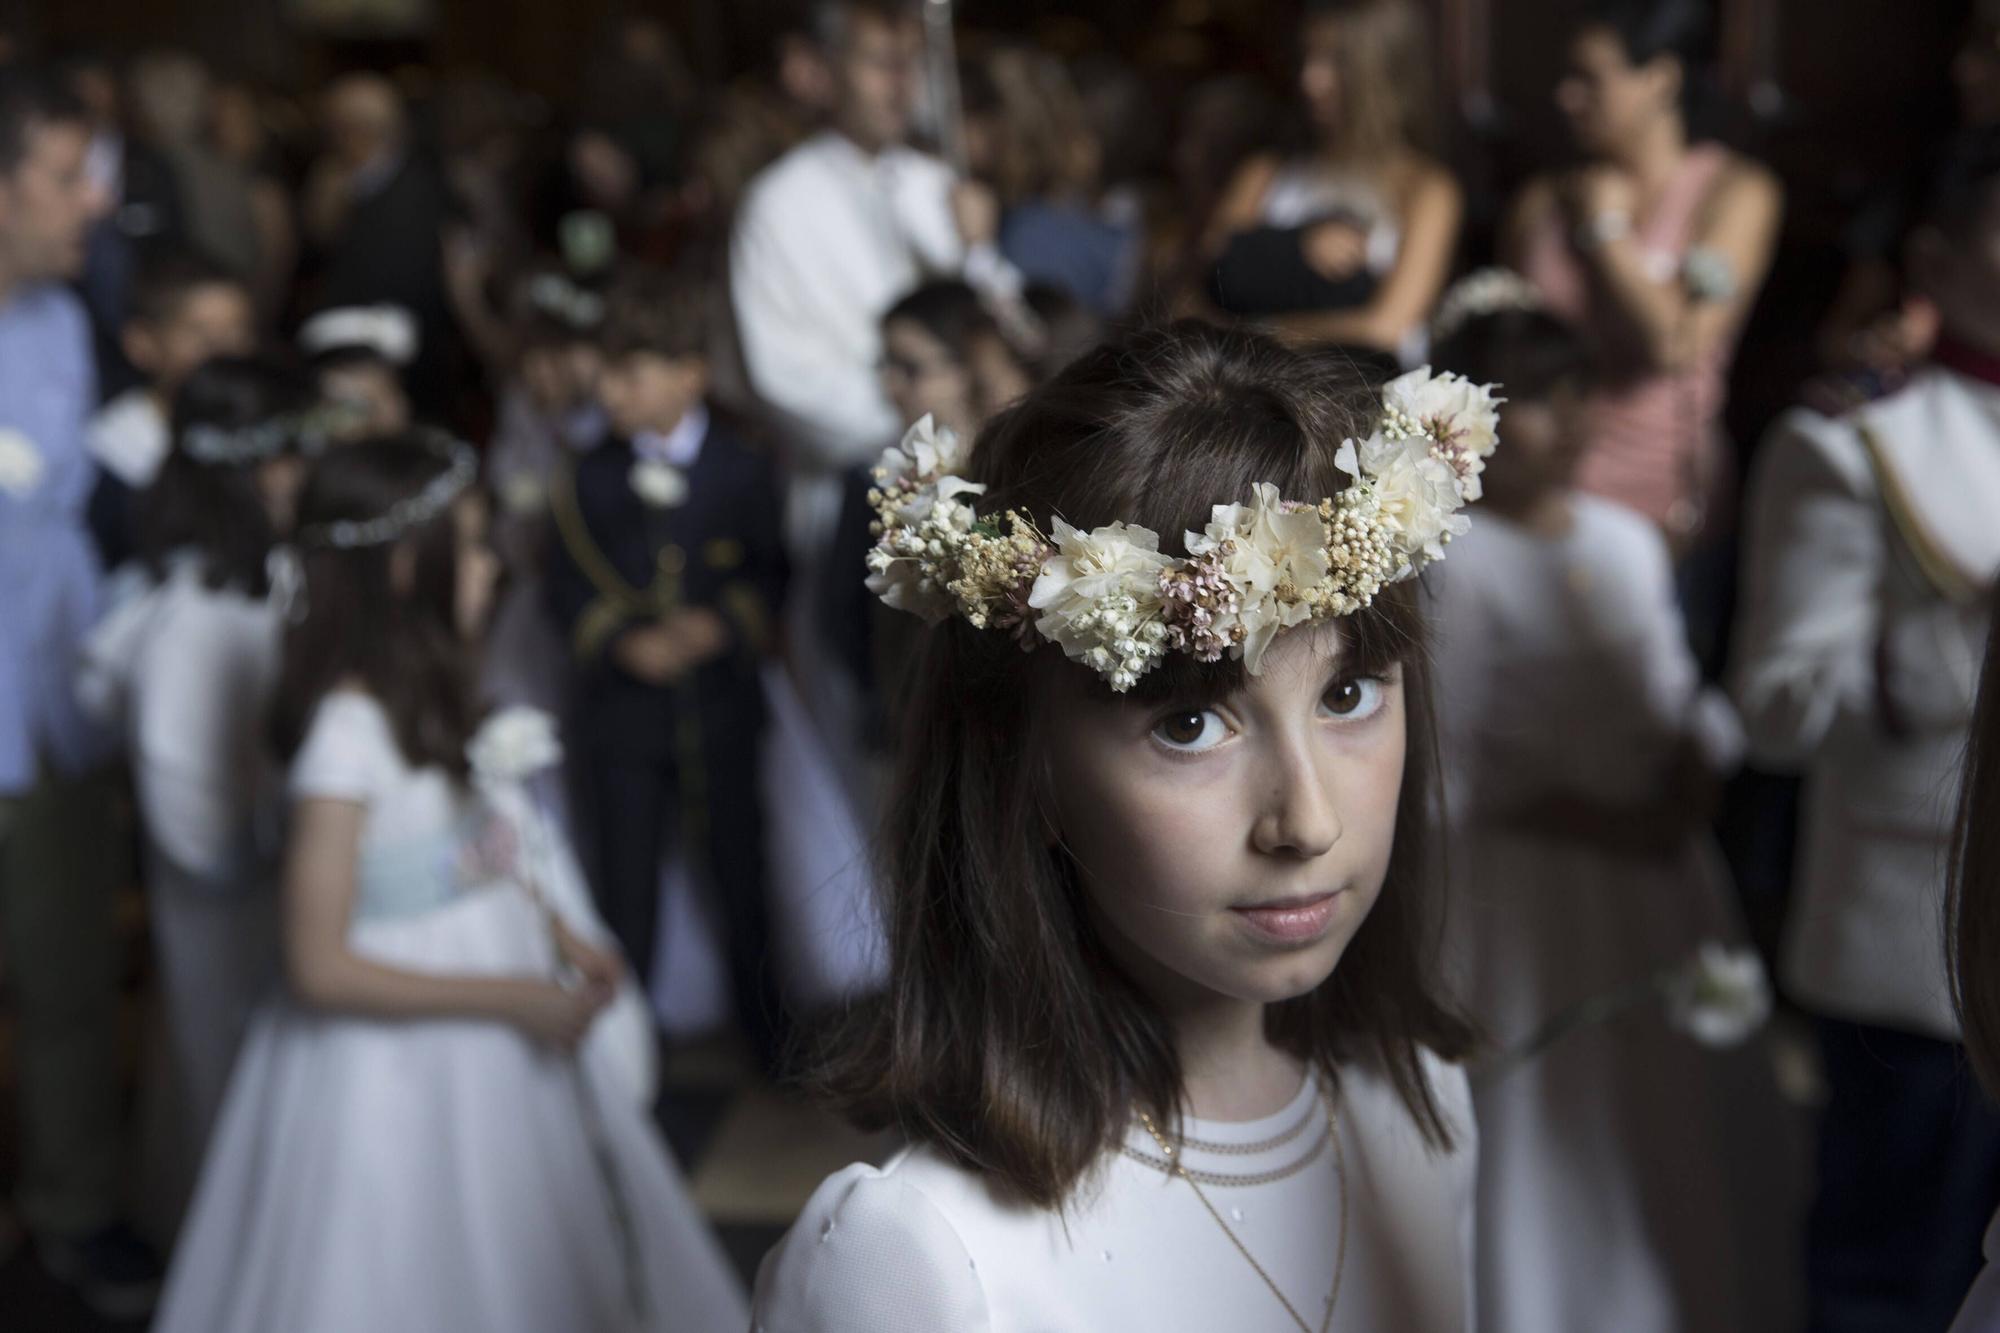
[[154, 691, 747, 1333], [752, 1051, 1476, 1332], [1426, 496, 1804, 1333], [77, 558, 286, 1222]]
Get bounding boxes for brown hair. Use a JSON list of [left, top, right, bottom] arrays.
[[1302, 0, 1436, 162], [1949, 614, 2000, 1098], [814, 320, 1477, 1208], [270, 434, 484, 780], [599, 263, 712, 363]]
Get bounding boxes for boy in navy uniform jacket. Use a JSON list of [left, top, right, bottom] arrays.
[[546, 267, 791, 1071]]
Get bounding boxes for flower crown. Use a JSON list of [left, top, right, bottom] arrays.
[[864, 367, 1502, 691], [1430, 267, 1545, 344], [296, 431, 479, 550], [181, 401, 369, 467]]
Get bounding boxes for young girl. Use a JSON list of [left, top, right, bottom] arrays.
[[79, 356, 314, 1223], [755, 321, 1486, 1330], [154, 433, 746, 1332], [1423, 274, 1799, 1333]]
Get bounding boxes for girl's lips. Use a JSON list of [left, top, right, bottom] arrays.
[[1229, 891, 1342, 945]]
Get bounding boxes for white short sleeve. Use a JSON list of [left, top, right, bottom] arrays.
[[753, 1161, 991, 1333], [288, 692, 397, 805]]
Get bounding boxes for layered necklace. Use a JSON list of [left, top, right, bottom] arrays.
[[1126, 1079, 1349, 1333]]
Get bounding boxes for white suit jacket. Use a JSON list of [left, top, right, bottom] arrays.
[[1732, 366, 2000, 1037]]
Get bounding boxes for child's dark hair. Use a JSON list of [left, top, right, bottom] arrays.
[[140, 355, 311, 596], [1432, 306, 1594, 402], [1022, 282, 1104, 382], [600, 263, 711, 362], [1919, 125, 2000, 243], [881, 280, 997, 361], [127, 248, 243, 328], [1580, 0, 1720, 132], [270, 434, 484, 780], [814, 320, 1476, 1207]]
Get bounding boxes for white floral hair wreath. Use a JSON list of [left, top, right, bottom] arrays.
[[181, 400, 370, 467], [1429, 267, 1546, 344], [864, 367, 1502, 692], [296, 431, 479, 550]]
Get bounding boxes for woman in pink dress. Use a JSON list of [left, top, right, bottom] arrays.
[[1502, 0, 1782, 561]]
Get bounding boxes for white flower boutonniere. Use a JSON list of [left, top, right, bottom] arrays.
[[630, 458, 688, 509], [467, 706, 565, 788], [0, 427, 46, 498]]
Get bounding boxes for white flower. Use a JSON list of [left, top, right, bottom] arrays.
[[1342, 431, 1469, 576], [874, 415, 986, 529], [862, 417, 990, 623], [629, 459, 688, 508], [1188, 483, 1332, 673], [1383, 367, 1502, 500], [0, 427, 45, 498], [1028, 518, 1173, 689], [1663, 943, 1772, 1047], [467, 706, 565, 786]]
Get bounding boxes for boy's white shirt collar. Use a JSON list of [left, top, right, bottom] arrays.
[[631, 402, 709, 470]]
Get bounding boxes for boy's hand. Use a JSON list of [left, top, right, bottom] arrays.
[[612, 610, 731, 683], [613, 623, 687, 684], [662, 607, 730, 669]]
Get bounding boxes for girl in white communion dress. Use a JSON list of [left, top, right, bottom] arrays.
[[753, 322, 1494, 1332], [153, 434, 745, 1333]]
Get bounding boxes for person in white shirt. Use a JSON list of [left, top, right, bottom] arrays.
[[1732, 129, 2000, 1332], [754, 324, 1483, 1332], [729, 0, 1016, 558]]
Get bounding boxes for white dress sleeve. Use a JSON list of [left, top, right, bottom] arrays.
[[288, 693, 395, 806], [752, 1162, 992, 1333], [1421, 560, 1500, 825], [1583, 499, 1746, 773]]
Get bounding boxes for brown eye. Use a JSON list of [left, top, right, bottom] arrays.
[[1322, 677, 1385, 719], [1152, 709, 1226, 752]]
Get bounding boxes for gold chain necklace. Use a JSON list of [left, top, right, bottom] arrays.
[[1135, 1086, 1348, 1333]]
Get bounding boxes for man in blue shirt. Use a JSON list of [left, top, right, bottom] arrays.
[[0, 64, 159, 1319]]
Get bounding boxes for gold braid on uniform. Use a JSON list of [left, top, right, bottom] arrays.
[[550, 457, 677, 662]]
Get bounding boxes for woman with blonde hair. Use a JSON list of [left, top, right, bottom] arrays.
[[1206, 0, 1462, 362]]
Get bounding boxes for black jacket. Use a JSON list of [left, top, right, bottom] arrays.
[[545, 410, 787, 756]]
